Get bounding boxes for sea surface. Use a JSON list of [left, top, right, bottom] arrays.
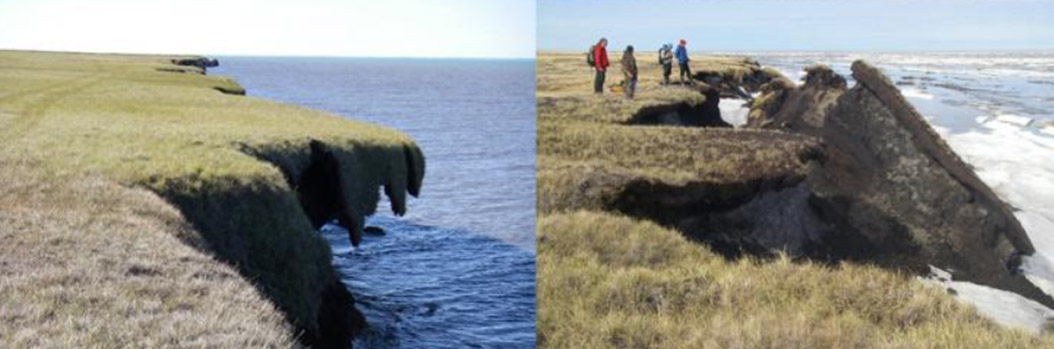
[[744, 52, 1054, 332], [211, 57, 536, 348]]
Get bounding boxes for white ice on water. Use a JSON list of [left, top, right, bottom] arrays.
[[899, 87, 935, 100], [929, 109, 1054, 333]]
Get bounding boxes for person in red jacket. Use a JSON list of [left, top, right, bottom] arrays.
[[593, 38, 609, 94]]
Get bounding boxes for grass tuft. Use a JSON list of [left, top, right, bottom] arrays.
[[538, 211, 1054, 348]]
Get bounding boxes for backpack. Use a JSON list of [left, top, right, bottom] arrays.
[[586, 45, 596, 67], [658, 47, 671, 65]]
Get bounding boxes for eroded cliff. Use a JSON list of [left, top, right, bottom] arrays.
[[0, 50, 425, 347], [537, 50, 1048, 309]]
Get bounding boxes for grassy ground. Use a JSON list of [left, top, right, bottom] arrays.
[[537, 52, 764, 124], [536, 51, 1054, 348], [537, 120, 817, 213], [0, 50, 423, 345], [0, 163, 293, 347], [537, 53, 818, 213], [538, 211, 1054, 348]]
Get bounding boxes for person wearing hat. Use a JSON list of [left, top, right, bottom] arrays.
[[675, 39, 692, 84], [659, 43, 674, 85], [621, 45, 638, 99]]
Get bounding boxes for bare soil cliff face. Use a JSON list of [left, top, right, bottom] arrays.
[[746, 65, 845, 132], [744, 61, 1049, 307]]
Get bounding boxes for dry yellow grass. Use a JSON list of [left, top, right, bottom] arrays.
[[0, 163, 293, 347], [538, 211, 1054, 349], [536, 52, 812, 212], [0, 50, 424, 345], [537, 52, 763, 124], [537, 120, 818, 213]]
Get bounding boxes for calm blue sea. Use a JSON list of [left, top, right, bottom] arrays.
[[210, 57, 536, 348]]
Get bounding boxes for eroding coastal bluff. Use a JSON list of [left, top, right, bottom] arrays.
[[537, 52, 1054, 347], [0, 50, 424, 347]]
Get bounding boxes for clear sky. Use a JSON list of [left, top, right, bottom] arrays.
[[0, 0, 535, 58], [539, 0, 1054, 52]]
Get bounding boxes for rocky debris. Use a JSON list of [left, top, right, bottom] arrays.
[[306, 279, 365, 348], [364, 226, 386, 236], [171, 57, 219, 70]]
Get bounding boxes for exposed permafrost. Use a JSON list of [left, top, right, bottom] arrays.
[[751, 60, 1050, 308], [167, 136, 425, 347], [600, 60, 1054, 310], [625, 88, 730, 127], [241, 138, 425, 247]]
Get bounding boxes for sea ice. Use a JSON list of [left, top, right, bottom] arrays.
[[993, 113, 1034, 127], [720, 98, 751, 127], [924, 266, 1054, 334], [900, 87, 935, 100]]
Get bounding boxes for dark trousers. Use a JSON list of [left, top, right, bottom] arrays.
[[679, 62, 692, 83], [662, 63, 672, 85], [594, 70, 605, 93], [625, 77, 637, 99]]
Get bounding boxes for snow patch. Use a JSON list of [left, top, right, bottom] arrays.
[[900, 87, 934, 100], [985, 113, 1035, 127], [720, 98, 751, 127], [922, 266, 1054, 333]]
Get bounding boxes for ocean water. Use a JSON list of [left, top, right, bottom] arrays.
[[210, 57, 536, 348], [748, 52, 1054, 332]]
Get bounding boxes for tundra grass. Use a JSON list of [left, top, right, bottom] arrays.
[[538, 211, 1054, 349], [537, 120, 817, 213], [536, 52, 762, 124], [0, 50, 423, 345], [537, 53, 814, 213], [0, 163, 293, 347]]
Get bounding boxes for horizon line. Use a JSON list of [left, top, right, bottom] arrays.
[[537, 48, 1054, 54], [0, 48, 535, 60]]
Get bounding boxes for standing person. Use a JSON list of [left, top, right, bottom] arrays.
[[676, 39, 692, 84], [592, 38, 609, 94], [621, 45, 638, 99], [659, 43, 674, 85]]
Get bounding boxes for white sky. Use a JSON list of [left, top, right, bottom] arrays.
[[0, 0, 535, 58]]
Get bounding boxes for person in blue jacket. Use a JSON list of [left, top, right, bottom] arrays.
[[675, 39, 692, 84]]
